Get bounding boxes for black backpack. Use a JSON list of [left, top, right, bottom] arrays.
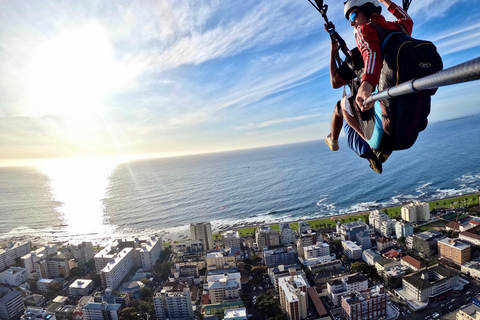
[[369, 22, 443, 137]]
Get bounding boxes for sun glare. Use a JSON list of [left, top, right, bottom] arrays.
[[26, 23, 125, 117], [38, 156, 121, 239]]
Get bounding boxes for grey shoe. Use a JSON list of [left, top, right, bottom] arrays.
[[325, 134, 339, 151]]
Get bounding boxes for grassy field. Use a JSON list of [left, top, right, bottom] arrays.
[[413, 220, 449, 233], [382, 194, 479, 218], [226, 193, 479, 238]]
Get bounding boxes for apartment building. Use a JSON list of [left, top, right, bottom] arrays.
[[341, 285, 387, 320], [456, 303, 480, 320], [279, 223, 297, 245], [109, 236, 163, 269], [20, 244, 57, 279], [327, 274, 368, 306], [154, 281, 195, 320], [83, 300, 121, 320], [206, 250, 237, 271], [0, 267, 28, 286], [412, 230, 446, 258], [395, 221, 414, 238], [377, 236, 394, 252], [268, 265, 307, 292], [297, 231, 317, 258], [100, 248, 134, 290], [362, 249, 381, 266], [342, 241, 362, 260], [255, 226, 280, 251], [401, 201, 430, 222], [0, 290, 24, 320], [0, 241, 31, 272], [263, 247, 296, 267], [369, 210, 390, 231], [207, 274, 241, 304], [222, 231, 241, 250], [461, 259, 480, 279], [278, 275, 308, 320], [69, 279, 94, 297], [191, 222, 214, 251], [438, 237, 471, 265], [69, 241, 95, 266]]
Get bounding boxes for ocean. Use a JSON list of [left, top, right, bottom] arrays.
[[1, 115, 479, 245]]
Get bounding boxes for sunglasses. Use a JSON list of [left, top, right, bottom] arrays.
[[349, 10, 358, 22]]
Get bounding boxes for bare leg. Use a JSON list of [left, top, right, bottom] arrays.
[[341, 96, 367, 142], [330, 101, 343, 140]]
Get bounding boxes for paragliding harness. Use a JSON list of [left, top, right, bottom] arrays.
[[368, 21, 443, 139], [311, 0, 443, 151]]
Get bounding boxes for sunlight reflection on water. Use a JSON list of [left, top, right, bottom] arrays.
[[37, 156, 120, 242]]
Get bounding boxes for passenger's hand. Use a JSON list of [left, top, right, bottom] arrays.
[[331, 41, 340, 52], [378, 0, 393, 7], [356, 81, 375, 112]]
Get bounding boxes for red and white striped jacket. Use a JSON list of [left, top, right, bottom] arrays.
[[354, 3, 413, 87]]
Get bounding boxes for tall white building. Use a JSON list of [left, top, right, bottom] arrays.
[[95, 237, 162, 275], [206, 251, 236, 271], [70, 242, 95, 266], [222, 230, 241, 250], [0, 290, 24, 320], [0, 241, 31, 271], [21, 244, 57, 279], [327, 274, 368, 306], [279, 223, 297, 245], [369, 210, 390, 231], [154, 281, 194, 320], [99, 248, 134, 290], [395, 221, 414, 238], [304, 242, 330, 259], [190, 222, 214, 251], [298, 221, 311, 234], [341, 241, 362, 260], [255, 226, 280, 251], [0, 267, 28, 286], [278, 275, 308, 320], [401, 201, 430, 222], [207, 274, 241, 304], [83, 300, 121, 320]]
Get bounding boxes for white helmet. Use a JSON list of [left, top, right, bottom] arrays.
[[344, 0, 381, 20]]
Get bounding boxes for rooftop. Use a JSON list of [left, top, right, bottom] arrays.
[[415, 230, 445, 241], [402, 255, 422, 269], [403, 264, 459, 290], [439, 237, 471, 250]]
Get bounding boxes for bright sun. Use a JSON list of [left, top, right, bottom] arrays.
[[27, 23, 124, 117]]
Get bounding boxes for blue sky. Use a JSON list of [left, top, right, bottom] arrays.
[[0, 0, 479, 165]]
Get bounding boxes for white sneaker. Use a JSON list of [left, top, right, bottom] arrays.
[[325, 134, 339, 151]]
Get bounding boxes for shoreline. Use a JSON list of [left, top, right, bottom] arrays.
[[2, 193, 478, 246]]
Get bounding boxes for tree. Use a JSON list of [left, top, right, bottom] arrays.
[[140, 287, 154, 300], [397, 236, 406, 244], [256, 292, 283, 319], [350, 262, 368, 274], [89, 274, 102, 287], [119, 307, 139, 320], [70, 267, 83, 278], [138, 300, 154, 315], [140, 278, 152, 288], [27, 279, 38, 294]]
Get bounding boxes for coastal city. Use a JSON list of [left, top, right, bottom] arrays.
[[1, 196, 480, 320]]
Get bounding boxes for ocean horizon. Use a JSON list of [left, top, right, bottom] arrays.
[[1, 115, 479, 246]]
